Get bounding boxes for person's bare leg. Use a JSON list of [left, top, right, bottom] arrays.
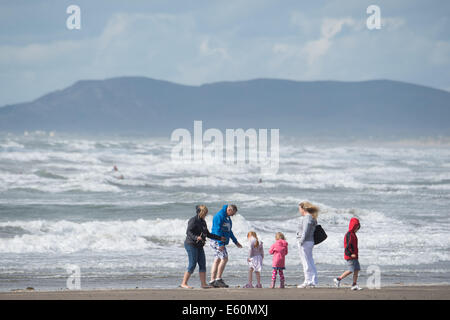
[[352, 270, 359, 285], [199, 272, 211, 288], [338, 270, 352, 280], [255, 271, 261, 286], [180, 272, 193, 288], [248, 268, 253, 285], [210, 258, 220, 283], [216, 257, 228, 279]]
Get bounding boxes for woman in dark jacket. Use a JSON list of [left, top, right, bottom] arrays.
[[181, 205, 225, 289]]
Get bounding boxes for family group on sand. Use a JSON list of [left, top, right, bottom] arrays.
[[181, 203, 362, 290]]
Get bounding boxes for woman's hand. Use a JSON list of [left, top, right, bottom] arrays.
[[351, 254, 356, 258], [197, 236, 203, 241], [236, 242, 243, 248]]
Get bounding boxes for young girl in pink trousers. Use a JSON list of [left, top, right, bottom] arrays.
[[269, 232, 288, 288]]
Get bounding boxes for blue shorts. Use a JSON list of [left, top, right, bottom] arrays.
[[346, 259, 361, 272]]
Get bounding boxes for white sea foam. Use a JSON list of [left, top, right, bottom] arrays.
[[0, 207, 448, 267], [0, 218, 188, 254], [1, 136, 449, 193], [0, 140, 24, 150], [0, 135, 449, 285]]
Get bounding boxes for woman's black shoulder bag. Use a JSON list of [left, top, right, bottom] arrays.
[[314, 225, 327, 245]]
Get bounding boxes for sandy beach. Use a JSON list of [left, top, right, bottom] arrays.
[[0, 285, 448, 300]]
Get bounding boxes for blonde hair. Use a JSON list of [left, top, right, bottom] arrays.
[[247, 231, 260, 248], [196, 205, 208, 219], [275, 232, 285, 240], [299, 201, 319, 219]]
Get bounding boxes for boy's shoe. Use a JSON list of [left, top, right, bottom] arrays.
[[255, 283, 262, 288], [334, 278, 341, 288], [351, 285, 363, 291], [297, 283, 308, 288], [215, 279, 229, 288], [243, 283, 254, 288], [209, 280, 219, 288]]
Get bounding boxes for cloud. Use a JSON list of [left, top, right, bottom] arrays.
[[199, 38, 230, 59], [303, 18, 355, 65], [321, 18, 355, 38], [381, 17, 406, 30], [270, 16, 356, 73], [0, 2, 448, 106]]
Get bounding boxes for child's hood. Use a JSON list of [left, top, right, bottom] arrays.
[[276, 239, 288, 248], [348, 217, 360, 232]]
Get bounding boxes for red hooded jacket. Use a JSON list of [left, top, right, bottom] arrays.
[[344, 218, 360, 260]]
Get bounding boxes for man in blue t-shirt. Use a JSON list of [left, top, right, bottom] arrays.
[[209, 204, 242, 288]]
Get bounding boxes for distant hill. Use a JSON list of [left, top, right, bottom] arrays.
[[0, 77, 449, 137]]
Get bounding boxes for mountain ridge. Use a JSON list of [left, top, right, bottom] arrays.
[[1, 77, 449, 137]]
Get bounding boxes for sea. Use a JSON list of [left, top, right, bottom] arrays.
[[0, 132, 449, 291]]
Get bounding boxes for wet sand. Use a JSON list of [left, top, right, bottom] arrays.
[[0, 285, 449, 300]]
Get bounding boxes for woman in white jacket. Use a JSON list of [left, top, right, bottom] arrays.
[[296, 201, 319, 288]]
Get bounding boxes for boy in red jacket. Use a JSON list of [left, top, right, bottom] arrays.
[[334, 218, 363, 290]]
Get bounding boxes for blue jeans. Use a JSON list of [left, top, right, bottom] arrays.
[[184, 243, 206, 274]]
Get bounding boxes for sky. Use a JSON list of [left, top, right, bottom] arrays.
[[0, 0, 449, 106]]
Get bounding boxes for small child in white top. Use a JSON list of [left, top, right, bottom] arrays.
[[244, 231, 264, 288]]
